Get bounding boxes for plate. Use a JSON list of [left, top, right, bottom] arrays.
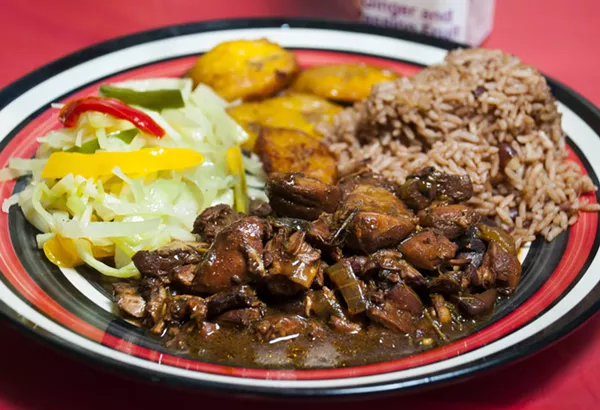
[[0, 18, 599, 397]]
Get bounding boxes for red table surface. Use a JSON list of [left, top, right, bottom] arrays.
[[1, 1, 599, 409]]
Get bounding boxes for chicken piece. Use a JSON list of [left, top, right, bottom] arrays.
[[145, 284, 168, 335], [290, 63, 398, 103], [192, 204, 242, 243], [400, 167, 474, 211], [216, 307, 264, 327], [367, 301, 415, 334], [418, 204, 481, 240], [253, 315, 305, 342], [399, 230, 458, 271], [427, 270, 465, 294], [476, 241, 522, 293], [304, 287, 362, 333], [132, 241, 206, 279], [386, 283, 423, 316], [430, 171, 473, 203], [266, 172, 341, 220], [456, 227, 488, 268], [345, 255, 371, 278], [338, 172, 402, 198], [262, 278, 303, 301], [262, 230, 322, 297], [113, 283, 146, 319], [307, 213, 335, 245], [226, 93, 343, 150], [368, 249, 426, 287], [192, 217, 271, 294], [188, 39, 298, 101], [139, 276, 166, 301], [171, 265, 196, 288], [249, 200, 273, 218], [255, 128, 337, 184], [455, 289, 498, 318], [399, 177, 432, 211], [339, 178, 418, 253], [206, 285, 261, 318], [166, 295, 208, 325]]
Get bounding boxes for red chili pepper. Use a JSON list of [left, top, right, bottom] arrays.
[[58, 96, 165, 138]]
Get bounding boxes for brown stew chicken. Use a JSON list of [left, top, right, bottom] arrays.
[[112, 167, 521, 369]]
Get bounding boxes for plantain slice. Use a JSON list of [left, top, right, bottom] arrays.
[[290, 63, 398, 102], [227, 93, 343, 151], [254, 127, 338, 185], [188, 39, 299, 101]]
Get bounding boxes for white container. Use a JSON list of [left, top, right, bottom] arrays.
[[359, 0, 495, 45]]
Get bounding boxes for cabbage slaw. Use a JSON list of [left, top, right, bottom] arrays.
[[1, 78, 267, 278]]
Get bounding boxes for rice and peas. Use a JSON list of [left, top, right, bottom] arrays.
[[324, 48, 599, 249]]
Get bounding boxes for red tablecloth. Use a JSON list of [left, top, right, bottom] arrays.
[[1, 1, 599, 409]]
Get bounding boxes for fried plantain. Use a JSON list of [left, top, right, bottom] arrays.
[[227, 93, 342, 151], [290, 63, 398, 102], [254, 128, 337, 184], [188, 39, 299, 101]]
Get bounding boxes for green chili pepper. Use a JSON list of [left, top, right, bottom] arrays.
[[66, 129, 139, 154], [67, 139, 100, 154], [108, 128, 139, 144], [99, 85, 185, 111]]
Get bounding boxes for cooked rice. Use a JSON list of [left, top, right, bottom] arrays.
[[324, 48, 599, 248]]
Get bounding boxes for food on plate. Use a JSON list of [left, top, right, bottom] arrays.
[[327, 48, 599, 248], [188, 39, 299, 101], [112, 169, 520, 368], [254, 127, 337, 184], [290, 63, 398, 102], [2, 37, 598, 370], [226, 93, 342, 150]]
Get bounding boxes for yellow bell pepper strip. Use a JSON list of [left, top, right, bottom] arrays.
[[58, 96, 165, 138], [41, 148, 204, 179], [43, 235, 82, 268], [99, 85, 185, 111], [43, 235, 114, 268], [226, 146, 248, 213]]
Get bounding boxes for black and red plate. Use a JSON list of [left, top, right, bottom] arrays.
[[0, 19, 598, 397]]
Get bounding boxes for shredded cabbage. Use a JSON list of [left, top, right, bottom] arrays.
[[1, 80, 266, 278]]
